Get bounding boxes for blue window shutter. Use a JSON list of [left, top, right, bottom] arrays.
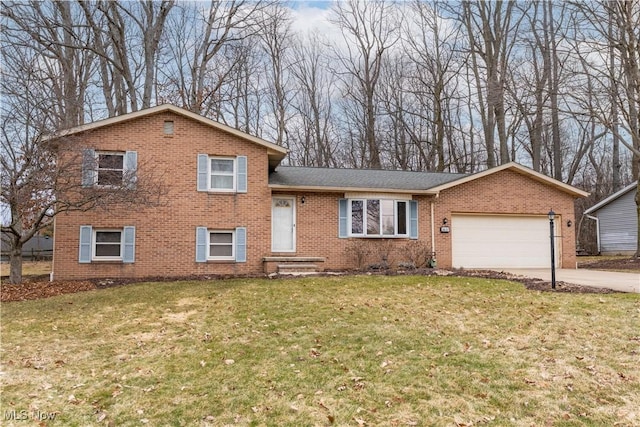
[[82, 149, 96, 187], [236, 156, 247, 193], [197, 154, 208, 191], [123, 226, 136, 263], [79, 226, 92, 263], [124, 151, 138, 189], [235, 227, 247, 262], [338, 199, 348, 238], [409, 200, 418, 239], [196, 227, 207, 262]]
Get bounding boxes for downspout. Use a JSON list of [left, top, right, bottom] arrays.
[[50, 216, 56, 282], [430, 200, 435, 253], [585, 214, 600, 254], [430, 194, 439, 257]]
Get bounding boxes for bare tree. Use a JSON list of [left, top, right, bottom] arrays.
[[289, 32, 338, 167], [0, 108, 167, 284], [569, 0, 640, 256], [158, 0, 269, 116], [330, 0, 401, 169], [456, 1, 524, 167], [2, 1, 94, 127], [402, 0, 465, 171], [255, 3, 294, 147]]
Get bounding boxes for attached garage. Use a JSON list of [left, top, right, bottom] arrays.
[[451, 214, 560, 269]]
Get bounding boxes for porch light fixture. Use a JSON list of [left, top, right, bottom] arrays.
[[567, 220, 572, 227], [548, 209, 556, 289], [443, 217, 448, 225], [301, 196, 306, 205]]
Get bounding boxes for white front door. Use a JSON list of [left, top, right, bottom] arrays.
[[272, 197, 296, 252]]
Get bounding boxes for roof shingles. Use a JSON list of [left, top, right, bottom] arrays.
[[269, 166, 467, 192]]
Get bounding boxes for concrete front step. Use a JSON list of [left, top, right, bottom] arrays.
[[263, 256, 326, 274], [277, 263, 319, 274]]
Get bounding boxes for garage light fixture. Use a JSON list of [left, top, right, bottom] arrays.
[[442, 218, 448, 225], [548, 209, 556, 290], [567, 220, 572, 227]]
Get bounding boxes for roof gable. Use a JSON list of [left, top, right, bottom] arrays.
[[49, 104, 288, 168], [428, 162, 589, 198], [584, 182, 638, 215]]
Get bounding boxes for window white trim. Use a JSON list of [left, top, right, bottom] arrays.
[[209, 157, 236, 192], [347, 199, 409, 238], [95, 151, 125, 187], [207, 230, 235, 260], [92, 229, 123, 261]]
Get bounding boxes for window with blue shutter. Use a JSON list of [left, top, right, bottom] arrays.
[[197, 154, 208, 191], [82, 149, 96, 187], [339, 199, 348, 238], [197, 154, 247, 193], [124, 151, 138, 189], [409, 200, 418, 239], [123, 226, 136, 263], [196, 227, 207, 262], [235, 227, 247, 262], [236, 156, 247, 193], [79, 226, 92, 263]]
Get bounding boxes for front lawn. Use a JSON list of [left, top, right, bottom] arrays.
[[1, 276, 638, 426]]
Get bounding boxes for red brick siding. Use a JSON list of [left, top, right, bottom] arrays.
[[53, 112, 273, 280], [433, 169, 578, 268], [54, 112, 580, 279]]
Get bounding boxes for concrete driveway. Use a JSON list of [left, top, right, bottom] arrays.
[[503, 269, 640, 293]]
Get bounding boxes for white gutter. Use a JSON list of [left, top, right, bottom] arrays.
[[586, 214, 600, 254]]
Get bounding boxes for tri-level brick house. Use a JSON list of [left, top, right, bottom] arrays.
[[52, 105, 588, 280]]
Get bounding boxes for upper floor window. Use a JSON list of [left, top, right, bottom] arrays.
[[210, 158, 235, 191], [97, 152, 124, 186], [82, 149, 137, 189], [197, 154, 247, 193]]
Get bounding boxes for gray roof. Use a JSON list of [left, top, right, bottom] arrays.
[[584, 182, 638, 214], [269, 166, 467, 192]]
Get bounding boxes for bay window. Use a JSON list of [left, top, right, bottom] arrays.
[[349, 199, 409, 237]]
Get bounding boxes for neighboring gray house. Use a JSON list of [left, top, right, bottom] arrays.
[[584, 182, 638, 255]]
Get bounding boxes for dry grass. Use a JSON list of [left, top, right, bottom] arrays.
[[0, 261, 51, 277], [1, 275, 639, 426], [578, 255, 630, 264]]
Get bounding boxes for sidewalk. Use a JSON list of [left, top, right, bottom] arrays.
[[503, 269, 640, 293]]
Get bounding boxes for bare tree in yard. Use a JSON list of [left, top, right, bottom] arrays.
[[330, 0, 401, 169], [1, 108, 167, 284], [1, 1, 170, 283], [570, 0, 640, 257], [1, 1, 94, 128]]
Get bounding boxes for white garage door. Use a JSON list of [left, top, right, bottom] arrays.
[[452, 215, 560, 269]]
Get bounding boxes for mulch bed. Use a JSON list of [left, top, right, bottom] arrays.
[[1, 266, 619, 303], [578, 257, 640, 271]]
